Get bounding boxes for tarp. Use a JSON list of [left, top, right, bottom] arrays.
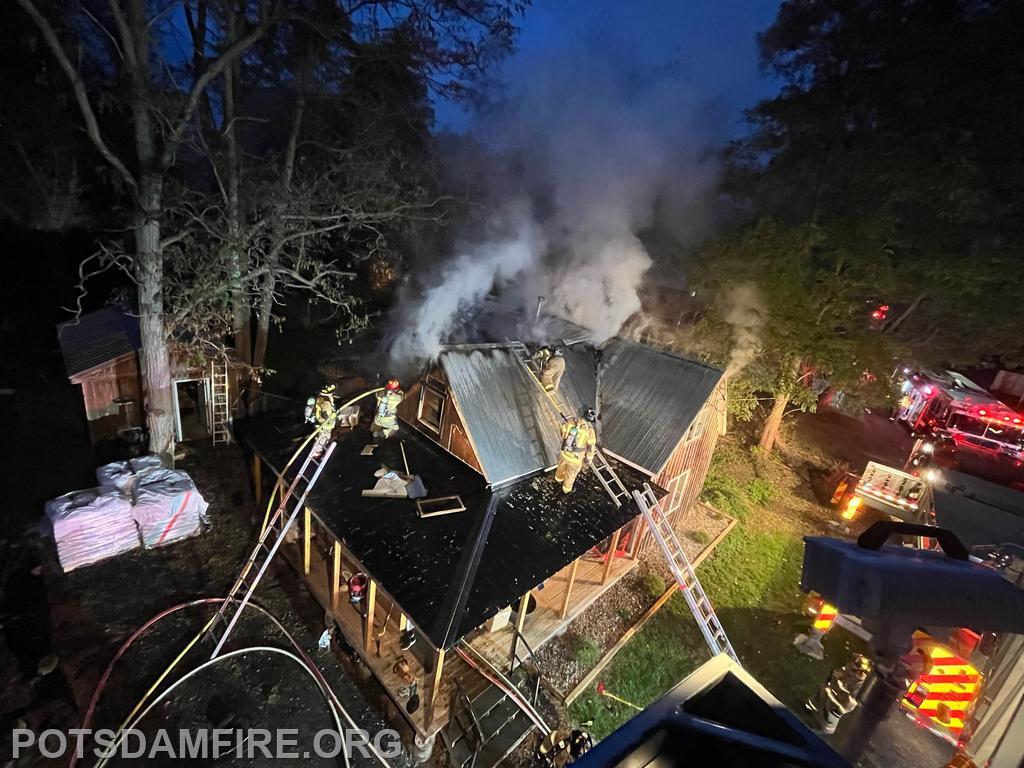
[[95, 454, 164, 495], [45, 489, 139, 572], [132, 469, 209, 548]]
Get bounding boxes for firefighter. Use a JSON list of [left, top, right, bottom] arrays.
[[305, 384, 338, 426], [539, 347, 566, 393], [372, 378, 404, 441], [805, 654, 871, 734], [555, 409, 597, 494]]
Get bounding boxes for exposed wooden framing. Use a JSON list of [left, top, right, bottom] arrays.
[[560, 558, 580, 620], [331, 541, 342, 608], [629, 518, 645, 560], [303, 507, 312, 575], [425, 647, 446, 728], [511, 590, 531, 666], [253, 454, 262, 505], [602, 529, 621, 585], [363, 579, 377, 653]]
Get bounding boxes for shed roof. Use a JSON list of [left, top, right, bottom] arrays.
[[599, 339, 723, 475], [439, 347, 563, 486], [57, 306, 141, 378], [242, 414, 652, 650]]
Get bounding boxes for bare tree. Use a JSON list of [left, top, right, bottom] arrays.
[[17, 0, 278, 458]]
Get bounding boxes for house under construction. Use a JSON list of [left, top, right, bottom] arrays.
[[242, 316, 727, 766]]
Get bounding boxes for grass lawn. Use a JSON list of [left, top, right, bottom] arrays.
[[570, 437, 865, 739]]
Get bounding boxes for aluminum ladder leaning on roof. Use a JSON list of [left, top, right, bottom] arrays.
[[508, 339, 631, 507], [205, 434, 339, 659], [634, 483, 739, 662]]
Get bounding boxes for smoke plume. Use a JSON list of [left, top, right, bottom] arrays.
[[723, 282, 764, 376], [390, 27, 723, 363]]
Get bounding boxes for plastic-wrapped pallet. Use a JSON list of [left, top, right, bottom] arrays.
[[132, 469, 209, 549], [45, 489, 140, 572], [96, 454, 164, 496]]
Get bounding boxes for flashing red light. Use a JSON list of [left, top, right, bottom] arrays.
[[923, 386, 934, 395], [979, 409, 987, 416], [1014, 418, 1021, 425], [871, 310, 884, 319], [880, 304, 890, 311]]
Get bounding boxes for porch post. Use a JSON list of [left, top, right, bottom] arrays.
[[630, 518, 645, 560], [510, 590, 530, 667], [602, 529, 621, 585], [560, 558, 580, 620], [331, 541, 342, 609], [363, 579, 377, 653], [253, 455, 262, 505], [425, 647, 446, 728], [303, 507, 312, 575]]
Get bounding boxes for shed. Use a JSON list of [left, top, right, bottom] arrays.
[[57, 306, 234, 446]]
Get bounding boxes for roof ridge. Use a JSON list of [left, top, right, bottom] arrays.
[[605, 336, 724, 375]]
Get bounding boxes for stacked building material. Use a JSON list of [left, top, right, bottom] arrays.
[[44, 489, 139, 572], [95, 455, 164, 495], [131, 469, 209, 548]]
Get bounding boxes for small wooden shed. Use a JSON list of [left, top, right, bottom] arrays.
[[57, 306, 233, 446]]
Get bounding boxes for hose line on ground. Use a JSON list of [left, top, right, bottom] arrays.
[[92, 646, 348, 768]]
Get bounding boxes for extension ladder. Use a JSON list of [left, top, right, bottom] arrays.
[[508, 341, 571, 420], [589, 449, 631, 508], [509, 340, 633, 507], [210, 360, 231, 445], [633, 483, 738, 662], [206, 438, 338, 658]]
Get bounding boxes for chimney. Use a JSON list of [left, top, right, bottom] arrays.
[[534, 296, 546, 323]]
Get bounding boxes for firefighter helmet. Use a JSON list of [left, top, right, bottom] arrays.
[[584, 407, 597, 422], [319, 383, 336, 396], [386, 377, 401, 391], [552, 346, 564, 357]]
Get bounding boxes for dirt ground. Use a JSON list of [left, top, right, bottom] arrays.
[[0, 367, 417, 767]]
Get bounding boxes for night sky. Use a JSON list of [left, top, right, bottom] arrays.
[[437, 0, 783, 137]]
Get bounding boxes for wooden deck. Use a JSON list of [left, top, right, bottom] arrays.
[[274, 514, 638, 742]]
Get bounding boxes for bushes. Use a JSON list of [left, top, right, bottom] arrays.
[[685, 529, 712, 546], [572, 636, 601, 668], [746, 477, 777, 506], [639, 571, 666, 599], [700, 465, 750, 521]]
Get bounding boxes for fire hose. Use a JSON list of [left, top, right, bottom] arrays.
[[72, 597, 394, 768], [455, 643, 551, 734]]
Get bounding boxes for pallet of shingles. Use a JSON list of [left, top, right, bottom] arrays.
[[45, 489, 140, 572], [131, 469, 209, 549]]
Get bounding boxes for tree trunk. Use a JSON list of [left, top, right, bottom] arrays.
[[884, 293, 926, 334], [252, 266, 276, 374], [758, 391, 789, 454], [136, 178, 175, 460]]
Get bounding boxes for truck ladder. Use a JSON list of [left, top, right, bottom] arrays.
[[206, 437, 338, 658], [210, 360, 231, 445], [633, 483, 738, 662]]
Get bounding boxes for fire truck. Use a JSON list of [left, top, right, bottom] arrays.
[[894, 369, 1024, 472]]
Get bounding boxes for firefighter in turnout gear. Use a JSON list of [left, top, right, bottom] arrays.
[[305, 384, 338, 426], [373, 378, 404, 441], [539, 347, 566, 393], [555, 409, 597, 493], [805, 654, 871, 734]]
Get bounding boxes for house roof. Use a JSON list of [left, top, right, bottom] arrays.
[[57, 306, 141, 378], [439, 346, 563, 486], [599, 339, 724, 475], [444, 309, 724, 477], [242, 413, 653, 650]]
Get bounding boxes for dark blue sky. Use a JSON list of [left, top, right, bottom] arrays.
[[436, 0, 783, 138]]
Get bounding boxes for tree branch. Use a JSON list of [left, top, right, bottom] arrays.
[[16, 0, 138, 193], [158, 1, 278, 171]]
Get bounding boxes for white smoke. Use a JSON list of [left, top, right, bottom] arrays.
[[391, 26, 722, 361], [723, 282, 764, 376], [390, 213, 544, 362]]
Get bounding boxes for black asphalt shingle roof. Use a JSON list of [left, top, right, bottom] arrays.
[[57, 306, 141, 378], [242, 414, 653, 650]]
